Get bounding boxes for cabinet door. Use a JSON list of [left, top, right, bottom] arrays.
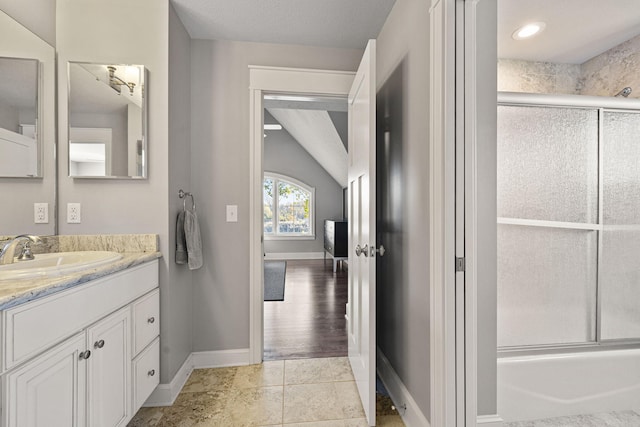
[[86, 307, 131, 427], [3, 332, 86, 427]]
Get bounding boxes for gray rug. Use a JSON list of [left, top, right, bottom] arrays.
[[264, 261, 286, 301]]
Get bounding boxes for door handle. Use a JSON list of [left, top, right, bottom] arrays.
[[371, 245, 385, 257], [355, 244, 369, 257]]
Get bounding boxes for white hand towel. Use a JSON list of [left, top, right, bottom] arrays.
[[184, 210, 203, 270]]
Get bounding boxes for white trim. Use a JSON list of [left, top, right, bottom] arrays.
[[464, 0, 479, 424], [142, 349, 251, 407], [143, 354, 194, 407], [377, 348, 431, 427], [264, 252, 325, 260], [249, 66, 355, 365], [455, 1, 469, 425], [430, 0, 458, 425], [264, 235, 316, 241], [191, 348, 251, 369], [477, 415, 504, 427]]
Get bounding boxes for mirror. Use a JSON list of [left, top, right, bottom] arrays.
[[0, 57, 40, 177], [68, 62, 147, 179], [0, 10, 56, 236]]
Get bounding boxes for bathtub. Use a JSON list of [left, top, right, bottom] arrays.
[[497, 349, 640, 422]]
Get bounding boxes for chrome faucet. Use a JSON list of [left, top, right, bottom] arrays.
[[0, 235, 43, 265]]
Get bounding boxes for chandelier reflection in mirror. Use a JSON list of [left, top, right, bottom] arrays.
[[68, 62, 147, 179], [107, 65, 137, 96]]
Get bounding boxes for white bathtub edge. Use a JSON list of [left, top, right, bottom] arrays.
[[377, 347, 431, 427], [477, 414, 504, 426], [498, 348, 640, 422]]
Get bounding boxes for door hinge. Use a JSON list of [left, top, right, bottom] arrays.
[[455, 257, 465, 272]]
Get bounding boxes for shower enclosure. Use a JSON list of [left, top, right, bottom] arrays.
[[497, 91, 640, 421]]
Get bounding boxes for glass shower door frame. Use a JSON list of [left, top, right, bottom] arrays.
[[497, 92, 640, 354]]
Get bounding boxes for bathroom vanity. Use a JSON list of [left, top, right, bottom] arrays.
[[0, 256, 160, 427]]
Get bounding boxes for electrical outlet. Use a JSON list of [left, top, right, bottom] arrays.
[[34, 203, 49, 224], [67, 203, 81, 224]]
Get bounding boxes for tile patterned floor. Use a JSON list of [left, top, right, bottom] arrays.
[[504, 410, 640, 427], [128, 357, 405, 427]]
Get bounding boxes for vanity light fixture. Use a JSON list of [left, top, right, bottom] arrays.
[[107, 65, 136, 95], [512, 22, 546, 40], [264, 124, 282, 130]]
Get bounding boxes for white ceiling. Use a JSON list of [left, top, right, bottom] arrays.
[[268, 108, 348, 187], [171, 0, 396, 49], [499, 0, 640, 64]]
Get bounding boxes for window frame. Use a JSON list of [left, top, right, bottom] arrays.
[[263, 172, 315, 240]]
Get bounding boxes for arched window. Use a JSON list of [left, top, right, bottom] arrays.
[[263, 173, 315, 239]]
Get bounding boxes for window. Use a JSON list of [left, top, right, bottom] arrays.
[[264, 173, 314, 239]]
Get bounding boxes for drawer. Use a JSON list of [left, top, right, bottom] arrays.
[[3, 260, 158, 371], [132, 289, 159, 356], [132, 337, 160, 409]]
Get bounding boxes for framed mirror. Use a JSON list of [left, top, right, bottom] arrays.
[[0, 10, 56, 236], [0, 57, 40, 177], [68, 62, 147, 179]]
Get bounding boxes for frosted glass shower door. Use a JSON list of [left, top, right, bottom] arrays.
[[601, 111, 640, 340], [497, 105, 599, 348]]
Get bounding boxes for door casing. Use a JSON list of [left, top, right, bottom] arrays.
[[248, 66, 355, 363]]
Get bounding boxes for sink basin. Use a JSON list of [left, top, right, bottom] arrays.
[[0, 251, 123, 280]]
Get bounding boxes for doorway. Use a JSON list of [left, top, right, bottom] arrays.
[[247, 66, 356, 365], [261, 94, 349, 360]]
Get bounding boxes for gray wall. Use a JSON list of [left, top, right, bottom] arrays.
[[0, 8, 56, 236], [263, 112, 344, 255], [0, 0, 56, 46], [70, 111, 128, 176], [167, 2, 193, 385], [0, 102, 19, 132], [499, 32, 640, 100], [56, 0, 192, 384], [376, 0, 431, 419], [477, 0, 498, 417], [190, 38, 363, 352]]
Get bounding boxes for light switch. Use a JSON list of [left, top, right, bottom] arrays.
[[226, 205, 238, 222]]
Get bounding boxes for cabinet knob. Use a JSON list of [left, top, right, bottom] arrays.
[[148, 316, 155, 324], [94, 339, 105, 349], [148, 369, 156, 377], [79, 350, 91, 360]]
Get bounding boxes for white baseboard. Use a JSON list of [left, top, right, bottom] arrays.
[[377, 347, 430, 427], [264, 252, 325, 260], [143, 353, 194, 407], [477, 414, 504, 426], [142, 348, 251, 407], [191, 348, 251, 368]]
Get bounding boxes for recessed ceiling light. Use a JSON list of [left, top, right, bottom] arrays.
[[512, 22, 546, 40], [264, 124, 282, 130]]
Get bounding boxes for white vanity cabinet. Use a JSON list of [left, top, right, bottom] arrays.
[[0, 259, 160, 427]]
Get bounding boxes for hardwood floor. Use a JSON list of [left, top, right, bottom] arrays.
[[264, 259, 348, 360]]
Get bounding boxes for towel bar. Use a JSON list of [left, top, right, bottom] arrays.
[[178, 189, 196, 212]]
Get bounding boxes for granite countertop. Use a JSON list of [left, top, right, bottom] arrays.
[[0, 234, 161, 311], [0, 251, 161, 311]]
